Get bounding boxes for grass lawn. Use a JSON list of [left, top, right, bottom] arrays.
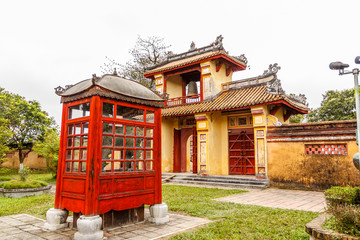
[[0, 194, 54, 218], [0, 173, 319, 239], [163, 185, 319, 240]]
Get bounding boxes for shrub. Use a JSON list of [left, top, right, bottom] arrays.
[[0, 168, 17, 176], [19, 166, 31, 181], [324, 186, 360, 206], [0, 176, 11, 181], [325, 186, 360, 236], [0, 180, 47, 189]]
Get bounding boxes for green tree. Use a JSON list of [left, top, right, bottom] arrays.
[[33, 130, 59, 177], [101, 35, 171, 88], [0, 88, 55, 170], [0, 118, 10, 164], [289, 114, 305, 123], [308, 89, 355, 122]]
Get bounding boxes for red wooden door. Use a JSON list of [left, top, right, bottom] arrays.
[[229, 130, 255, 175]]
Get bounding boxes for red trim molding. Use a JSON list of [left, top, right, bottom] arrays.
[[195, 115, 207, 121], [251, 109, 264, 115]]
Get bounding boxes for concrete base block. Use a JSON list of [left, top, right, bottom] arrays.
[[149, 203, 169, 224], [74, 215, 103, 240], [44, 208, 69, 230]]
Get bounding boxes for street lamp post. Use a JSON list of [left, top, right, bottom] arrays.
[[329, 58, 360, 169]]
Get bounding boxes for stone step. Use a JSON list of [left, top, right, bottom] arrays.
[[162, 173, 269, 189], [167, 179, 268, 189]]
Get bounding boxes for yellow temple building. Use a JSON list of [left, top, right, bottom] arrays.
[[144, 36, 309, 178]]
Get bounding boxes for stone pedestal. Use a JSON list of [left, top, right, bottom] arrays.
[[149, 203, 169, 224], [44, 208, 69, 230], [74, 215, 103, 240]]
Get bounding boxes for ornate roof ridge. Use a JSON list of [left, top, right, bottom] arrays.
[[145, 35, 247, 73]]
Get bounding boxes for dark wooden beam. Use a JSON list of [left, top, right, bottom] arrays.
[[164, 65, 201, 78], [270, 105, 281, 115], [284, 110, 293, 122], [216, 62, 223, 72], [226, 66, 232, 77]]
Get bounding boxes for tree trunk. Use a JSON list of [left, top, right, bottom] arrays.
[[18, 149, 25, 171]]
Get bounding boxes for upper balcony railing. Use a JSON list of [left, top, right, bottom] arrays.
[[165, 94, 201, 107]]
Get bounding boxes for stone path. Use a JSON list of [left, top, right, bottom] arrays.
[[216, 188, 326, 212], [0, 211, 211, 240]]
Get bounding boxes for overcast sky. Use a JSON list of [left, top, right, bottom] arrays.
[[1, 0, 359, 126]]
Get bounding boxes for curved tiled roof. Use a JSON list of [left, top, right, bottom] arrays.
[[144, 50, 246, 76], [58, 74, 164, 102], [162, 85, 309, 117]]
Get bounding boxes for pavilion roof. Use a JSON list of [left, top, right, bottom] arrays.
[[144, 35, 247, 77]]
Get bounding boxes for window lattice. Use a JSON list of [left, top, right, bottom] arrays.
[[305, 144, 347, 155]]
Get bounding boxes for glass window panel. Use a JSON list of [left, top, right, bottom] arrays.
[[102, 103, 114, 117], [125, 150, 134, 159], [136, 150, 144, 159], [116, 105, 144, 121], [102, 148, 112, 160], [114, 162, 123, 172], [145, 139, 153, 148], [81, 136, 88, 147], [74, 136, 80, 147], [102, 136, 113, 147], [146, 128, 153, 137], [68, 125, 74, 135], [114, 150, 123, 160], [136, 127, 144, 136], [115, 137, 124, 147], [65, 162, 71, 172], [145, 150, 153, 160], [66, 150, 72, 160], [75, 124, 81, 134], [101, 161, 112, 172], [68, 103, 90, 120], [115, 124, 124, 135], [126, 126, 135, 135], [145, 161, 153, 171], [135, 161, 144, 171], [125, 161, 134, 172], [82, 123, 89, 134], [103, 122, 113, 134], [73, 150, 80, 160], [80, 149, 87, 160], [238, 117, 247, 126], [136, 138, 144, 148], [126, 137, 134, 147], [81, 162, 86, 173], [73, 162, 79, 172], [67, 138, 73, 147], [146, 110, 155, 123]]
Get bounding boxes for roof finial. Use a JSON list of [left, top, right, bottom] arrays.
[[113, 68, 118, 76], [212, 35, 224, 50], [92, 74, 98, 85], [190, 41, 196, 51]]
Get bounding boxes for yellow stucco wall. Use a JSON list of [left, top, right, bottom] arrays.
[[161, 117, 178, 173], [209, 61, 233, 96], [206, 112, 229, 175], [2, 151, 47, 169], [268, 141, 360, 187], [166, 75, 182, 99]]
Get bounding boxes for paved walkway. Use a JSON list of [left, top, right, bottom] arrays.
[[216, 188, 326, 212], [0, 211, 211, 240]]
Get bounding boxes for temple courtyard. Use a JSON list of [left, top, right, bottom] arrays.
[[0, 185, 325, 239]]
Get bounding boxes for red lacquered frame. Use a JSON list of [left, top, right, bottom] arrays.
[[55, 95, 162, 216]]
